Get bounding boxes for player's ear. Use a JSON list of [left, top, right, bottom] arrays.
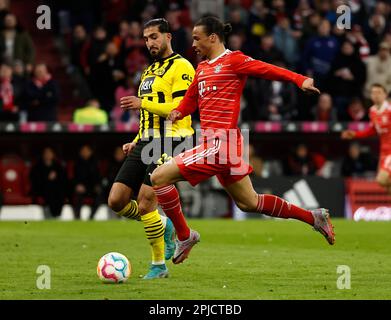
[[210, 33, 217, 43], [166, 32, 172, 42]]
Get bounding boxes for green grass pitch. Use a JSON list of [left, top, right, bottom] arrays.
[[1, 218, 391, 300]]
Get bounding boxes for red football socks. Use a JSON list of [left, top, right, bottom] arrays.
[[153, 185, 191, 240], [256, 194, 314, 225]]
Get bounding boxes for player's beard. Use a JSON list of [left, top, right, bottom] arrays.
[[150, 42, 168, 60]]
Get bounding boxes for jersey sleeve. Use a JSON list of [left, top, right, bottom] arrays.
[[230, 51, 308, 88], [140, 60, 195, 117], [354, 123, 377, 138], [174, 72, 199, 119], [132, 133, 140, 144]]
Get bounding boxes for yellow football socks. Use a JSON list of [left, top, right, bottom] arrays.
[[116, 200, 140, 220], [141, 210, 165, 265]]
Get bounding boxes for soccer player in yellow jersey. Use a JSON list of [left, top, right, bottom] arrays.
[[108, 18, 195, 279]]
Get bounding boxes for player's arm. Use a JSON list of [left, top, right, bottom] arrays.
[[170, 74, 199, 121], [231, 52, 320, 94], [341, 124, 377, 140], [141, 62, 196, 118]]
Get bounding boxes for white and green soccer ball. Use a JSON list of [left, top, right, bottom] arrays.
[[97, 252, 131, 283]]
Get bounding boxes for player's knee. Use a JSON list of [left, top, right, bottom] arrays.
[[108, 192, 127, 213], [150, 167, 165, 187], [376, 175, 389, 187]]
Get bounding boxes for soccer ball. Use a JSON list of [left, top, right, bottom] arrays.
[[97, 252, 131, 283]]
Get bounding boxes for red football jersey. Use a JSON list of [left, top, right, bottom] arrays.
[[175, 50, 307, 137], [356, 102, 391, 154]]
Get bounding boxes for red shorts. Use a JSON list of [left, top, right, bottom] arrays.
[[379, 153, 391, 174], [175, 136, 253, 187]]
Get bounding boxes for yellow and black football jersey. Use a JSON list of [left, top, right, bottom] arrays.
[[133, 52, 195, 142]]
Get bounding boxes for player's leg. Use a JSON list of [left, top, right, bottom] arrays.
[[376, 169, 391, 193], [223, 174, 335, 244], [108, 154, 146, 220], [108, 182, 140, 220], [151, 160, 191, 240], [151, 159, 202, 264], [136, 183, 170, 279]]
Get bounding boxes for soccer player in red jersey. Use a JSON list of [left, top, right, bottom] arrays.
[[342, 83, 391, 192], [150, 16, 335, 264]]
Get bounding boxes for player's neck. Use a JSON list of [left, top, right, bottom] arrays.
[[160, 49, 174, 60], [207, 45, 227, 61], [375, 100, 386, 109]]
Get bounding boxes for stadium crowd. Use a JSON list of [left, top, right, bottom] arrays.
[[1, 0, 391, 123]]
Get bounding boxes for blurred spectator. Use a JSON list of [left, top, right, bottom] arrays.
[[70, 24, 90, 74], [112, 74, 138, 123], [190, 0, 224, 21], [122, 21, 148, 74], [311, 93, 337, 122], [0, 13, 35, 73], [86, 25, 109, 75], [341, 142, 376, 177], [302, 19, 339, 90], [272, 17, 299, 67], [112, 20, 130, 51], [166, 10, 189, 56], [0, 0, 10, 31], [71, 144, 102, 220], [247, 0, 275, 40], [101, 0, 130, 36], [346, 25, 370, 62], [292, 0, 313, 31], [255, 33, 284, 63], [243, 60, 297, 121], [0, 64, 20, 121], [365, 13, 388, 54], [30, 147, 67, 218], [225, 0, 248, 25], [25, 64, 59, 121], [284, 144, 324, 176], [341, 97, 369, 122], [89, 42, 125, 112], [73, 98, 108, 125], [327, 40, 366, 116], [364, 41, 391, 99], [227, 7, 248, 36]]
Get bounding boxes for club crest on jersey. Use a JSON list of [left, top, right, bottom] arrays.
[[154, 68, 166, 76], [214, 63, 223, 73]]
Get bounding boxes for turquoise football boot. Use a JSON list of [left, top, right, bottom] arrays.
[[164, 217, 176, 260], [143, 264, 169, 280]]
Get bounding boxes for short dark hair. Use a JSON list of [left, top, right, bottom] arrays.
[[194, 16, 232, 42], [371, 83, 387, 93], [143, 18, 170, 33]]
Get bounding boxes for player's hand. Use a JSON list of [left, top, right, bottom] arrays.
[[123, 142, 136, 156], [341, 130, 356, 140], [120, 96, 141, 110], [167, 110, 182, 123], [301, 78, 320, 95], [156, 153, 172, 166]]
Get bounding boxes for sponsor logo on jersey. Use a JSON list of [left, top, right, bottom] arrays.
[[140, 76, 155, 95], [182, 74, 193, 82]]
